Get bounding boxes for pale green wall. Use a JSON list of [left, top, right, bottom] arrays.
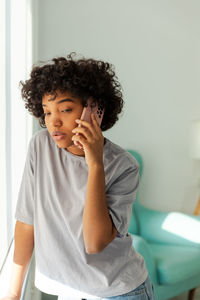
[[32, 0, 200, 214]]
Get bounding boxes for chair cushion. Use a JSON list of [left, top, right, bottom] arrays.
[[137, 204, 200, 248], [149, 243, 200, 285]]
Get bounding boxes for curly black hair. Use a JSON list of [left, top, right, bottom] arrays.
[[19, 52, 124, 131]]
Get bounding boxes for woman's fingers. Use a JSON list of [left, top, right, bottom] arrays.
[[72, 125, 93, 142], [72, 133, 87, 145], [72, 114, 101, 139], [75, 114, 100, 130]]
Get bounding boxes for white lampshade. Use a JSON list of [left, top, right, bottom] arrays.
[[190, 120, 200, 160]]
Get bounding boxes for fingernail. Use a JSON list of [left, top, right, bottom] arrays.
[[75, 119, 80, 123]]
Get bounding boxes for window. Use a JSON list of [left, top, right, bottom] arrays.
[[0, 0, 33, 294]]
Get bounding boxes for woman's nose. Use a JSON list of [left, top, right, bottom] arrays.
[[51, 117, 62, 127]]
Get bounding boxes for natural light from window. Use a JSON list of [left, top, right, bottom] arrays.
[[0, 0, 33, 297], [162, 212, 200, 244], [0, 0, 7, 275]]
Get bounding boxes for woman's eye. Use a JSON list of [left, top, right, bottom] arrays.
[[43, 109, 72, 117], [62, 109, 72, 112]]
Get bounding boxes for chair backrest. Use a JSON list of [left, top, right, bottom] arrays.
[[127, 150, 143, 235]]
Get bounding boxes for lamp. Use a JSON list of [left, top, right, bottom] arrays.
[[190, 120, 200, 215]]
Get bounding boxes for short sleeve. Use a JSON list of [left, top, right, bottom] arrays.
[[106, 157, 140, 237], [15, 138, 35, 225]]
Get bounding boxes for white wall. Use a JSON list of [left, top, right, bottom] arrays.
[[32, 0, 200, 213]]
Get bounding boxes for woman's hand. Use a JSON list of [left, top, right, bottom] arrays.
[[71, 113, 104, 168]]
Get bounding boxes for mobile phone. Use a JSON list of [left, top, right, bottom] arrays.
[[73, 98, 104, 148]]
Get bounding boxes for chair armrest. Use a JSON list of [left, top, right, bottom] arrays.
[[137, 203, 200, 248], [130, 234, 158, 284]]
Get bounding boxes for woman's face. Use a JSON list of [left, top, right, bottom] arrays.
[[42, 90, 85, 156]]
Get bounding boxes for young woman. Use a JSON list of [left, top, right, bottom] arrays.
[[3, 53, 154, 300]]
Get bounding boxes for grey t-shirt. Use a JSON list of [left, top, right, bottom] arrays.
[[15, 129, 148, 297]]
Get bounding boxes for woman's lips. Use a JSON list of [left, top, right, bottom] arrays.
[[52, 131, 66, 141], [53, 135, 66, 141]]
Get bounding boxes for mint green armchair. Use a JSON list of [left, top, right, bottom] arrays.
[[127, 150, 200, 300]]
